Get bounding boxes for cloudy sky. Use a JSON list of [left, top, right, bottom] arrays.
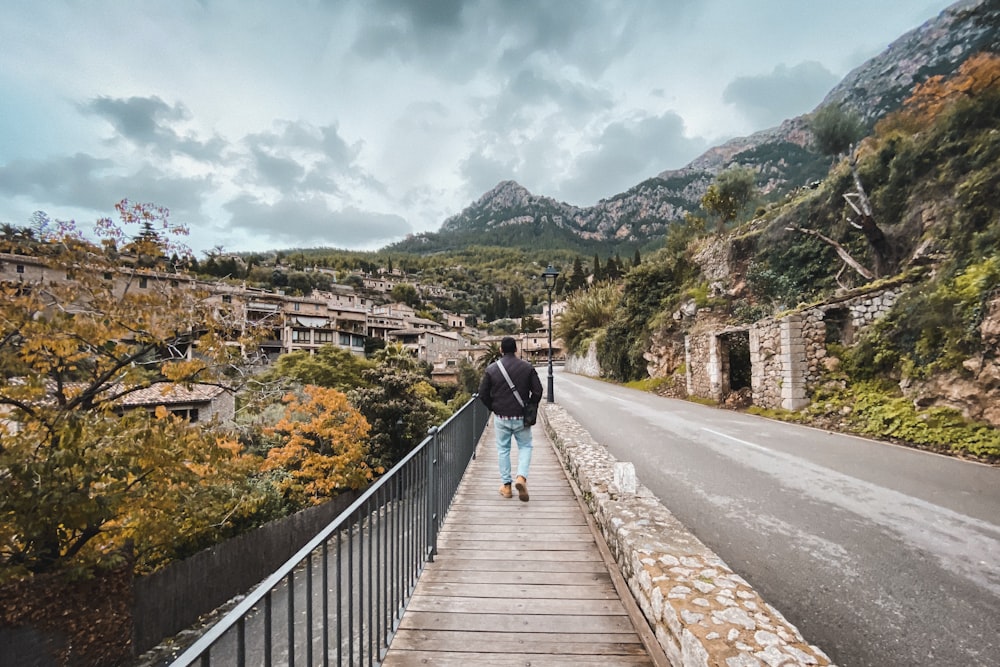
[[0, 0, 954, 255]]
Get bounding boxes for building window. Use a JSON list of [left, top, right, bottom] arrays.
[[170, 408, 200, 422], [222, 295, 232, 303], [292, 329, 311, 342], [339, 333, 351, 346], [139, 277, 148, 289], [315, 331, 333, 343], [16, 264, 25, 274], [294, 303, 300, 312], [103, 272, 113, 280]]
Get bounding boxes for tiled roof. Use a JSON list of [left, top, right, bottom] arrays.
[[119, 383, 228, 406]]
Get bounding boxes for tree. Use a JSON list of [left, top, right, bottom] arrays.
[[521, 316, 543, 333], [391, 283, 420, 307], [632, 248, 641, 267], [810, 104, 865, 159], [592, 254, 603, 282], [261, 344, 373, 391], [349, 361, 446, 468], [607, 253, 623, 281], [508, 286, 526, 319], [263, 386, 375, 506], [478, 342, 502, 371], [555, 282, 621, 356], [0, 201, 266, 575], [809, 104, 889, 277], [565, 256, 588, 292], [373, 341, 418, 371], [701, 167, 757, 233]]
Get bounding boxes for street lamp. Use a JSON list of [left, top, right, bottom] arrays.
[[541, 264, 560, 403]]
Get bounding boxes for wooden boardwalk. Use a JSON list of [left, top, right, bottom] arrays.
[[381, 416, 659, 666]]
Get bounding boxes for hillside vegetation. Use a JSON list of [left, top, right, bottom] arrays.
[[565, 53, 1000, 461]]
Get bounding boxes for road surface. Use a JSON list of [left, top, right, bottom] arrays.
[[553, 368, 1000, 667]]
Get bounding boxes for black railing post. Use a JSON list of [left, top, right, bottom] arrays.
[[426, 426, 439, 562], [471, 393, 478, 460]]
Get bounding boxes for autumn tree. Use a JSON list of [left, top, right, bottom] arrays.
[[0, 200, 265, 575], [879, 52, 1000, 134], [262, 386, 375, 506]]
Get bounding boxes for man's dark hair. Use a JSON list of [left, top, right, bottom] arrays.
[[500, 336, 517, 354]]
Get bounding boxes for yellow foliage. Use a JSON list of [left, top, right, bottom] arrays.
[[263, 385, 374, 505], [878, 52, 1000, 134]]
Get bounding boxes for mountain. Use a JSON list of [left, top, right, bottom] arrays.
[[390, 0, 999, 254]]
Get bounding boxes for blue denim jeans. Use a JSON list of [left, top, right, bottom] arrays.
[[495, 416, 533, 484]]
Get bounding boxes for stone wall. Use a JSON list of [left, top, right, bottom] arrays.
[[543, 405, 834, 667], [686, 287, 902, 410], [565, 340, 601, 377]]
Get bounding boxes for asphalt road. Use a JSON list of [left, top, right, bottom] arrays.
[[552, 368, 1000, 667]]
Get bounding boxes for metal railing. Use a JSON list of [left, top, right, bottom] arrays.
[[170, 395, 489, 666]]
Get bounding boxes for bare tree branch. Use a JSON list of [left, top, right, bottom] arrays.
[[786, 224, 875, 281]]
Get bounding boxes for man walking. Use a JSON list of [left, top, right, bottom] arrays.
[[478, 336, 543, 502]]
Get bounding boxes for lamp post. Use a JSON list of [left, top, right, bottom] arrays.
[[541, 264, 560, 403]]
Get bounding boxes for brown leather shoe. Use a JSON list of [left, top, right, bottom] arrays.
[[499, 483, 512, 498], [514, 476, 529, 502]]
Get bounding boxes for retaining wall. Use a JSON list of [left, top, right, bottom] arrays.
[[543, 404, 835, 667]]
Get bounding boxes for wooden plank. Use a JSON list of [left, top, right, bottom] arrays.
[[382, 651, 653, 666], [406, 594, 626, 615], [397, 611, 637, 634], [412, 582, 620, 600], [437, 539, 600, 551], [389, 629, 647, 653], [425, 558, 609, 573], [438, 528, 595, 538], [433, 549, 600, 562], [417, 570, 612, 586]]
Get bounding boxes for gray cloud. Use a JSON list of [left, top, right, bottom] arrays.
[[83, 95, 227, 161], [246, 120, 359, 167], [459, 151, 518, 199], [555, 112, 707, 205], [239, 120, 376, 196], [224, 194, 412, 248], [247, 147, 307, 191], [352, 0, 641, 80], [723, 61, 840, 128], [0, 153, 211, 221]]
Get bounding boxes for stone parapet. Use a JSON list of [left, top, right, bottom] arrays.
[[543, 404, 834, 667]]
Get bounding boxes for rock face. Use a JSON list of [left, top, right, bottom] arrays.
[[432, 0, 999, 249], [903, 293, 1000, 428]]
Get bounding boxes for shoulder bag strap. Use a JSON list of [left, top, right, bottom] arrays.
[[495, 359, 525, 407]]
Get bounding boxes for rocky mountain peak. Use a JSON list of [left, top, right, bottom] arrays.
[[425, 0, 998, 252]]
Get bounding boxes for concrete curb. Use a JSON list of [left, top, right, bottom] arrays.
[[543, 404, 836, 667]]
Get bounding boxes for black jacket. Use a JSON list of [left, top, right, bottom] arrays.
[[478, 354, 543, 418]]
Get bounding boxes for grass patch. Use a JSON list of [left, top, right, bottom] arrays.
[[624, 376, 671, 393]]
